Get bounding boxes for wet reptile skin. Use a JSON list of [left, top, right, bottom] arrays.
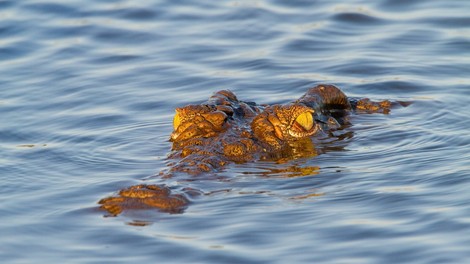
[[99, 84, 392, 216]]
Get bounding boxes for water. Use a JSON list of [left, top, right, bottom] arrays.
[[1, 0, 469, 263]]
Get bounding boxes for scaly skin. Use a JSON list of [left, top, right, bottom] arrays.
[[99, 85, 392, 216]]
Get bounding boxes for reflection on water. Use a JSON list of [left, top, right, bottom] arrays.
[[290, 191, 325, 200], [1, 0, 470, 263], [244, 165, 321, 178]]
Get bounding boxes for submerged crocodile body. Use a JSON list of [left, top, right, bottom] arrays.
[[99, 84, 392, 216]]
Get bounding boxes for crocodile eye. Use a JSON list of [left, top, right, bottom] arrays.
[[173, 112, 181, 130], [295, 111, 314, 131]]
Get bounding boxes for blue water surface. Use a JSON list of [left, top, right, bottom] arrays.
[[1, 0, 469, 263]]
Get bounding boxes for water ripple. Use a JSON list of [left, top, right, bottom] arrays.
[[1, 0, 469, 263], [332, 12, 387, 25]]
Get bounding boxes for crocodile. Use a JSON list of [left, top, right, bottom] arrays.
[[99, 84, 392, 216]]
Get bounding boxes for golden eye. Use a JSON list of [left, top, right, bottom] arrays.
[[173, 111, 181, 130], [295, 112, 314, 131]]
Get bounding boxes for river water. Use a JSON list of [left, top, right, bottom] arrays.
[[1, 0, 469, 263]]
